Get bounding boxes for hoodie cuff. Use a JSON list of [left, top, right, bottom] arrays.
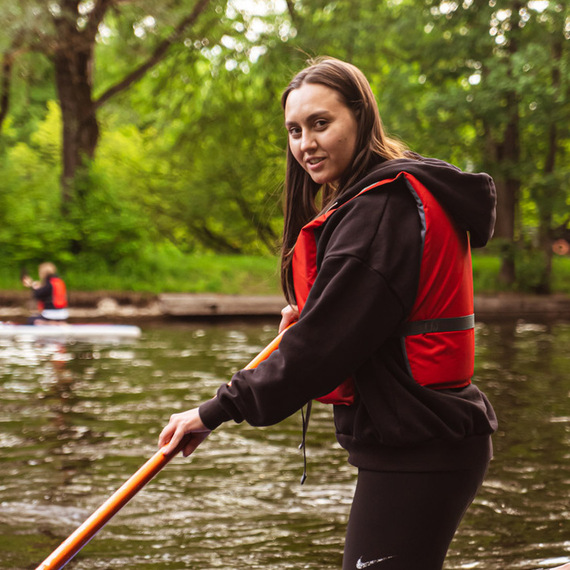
[[199, 397, 232, 431]]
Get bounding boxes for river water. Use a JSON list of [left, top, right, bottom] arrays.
[[0, 320, 568, 569]]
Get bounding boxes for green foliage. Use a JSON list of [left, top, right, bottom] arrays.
[[0, 102, 67, 267], [0, 100, 158, 273], [0, 0, 568, 295], [122, 43, 286, 255], [7, 53, 56, 140], [67, 170, 151, 264], [471, 254, 503, 294], [478, 238, 570, 294], [1, 251, 567, 296], [46, 250, 281, 295], [551, 256, 570, 294], [108, 249, 281, 294], [513, 247, 551, 293]]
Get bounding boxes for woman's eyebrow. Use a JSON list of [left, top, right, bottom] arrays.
[[285, 110, 332, 128]]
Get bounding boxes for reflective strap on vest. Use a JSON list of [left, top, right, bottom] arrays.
[[399, 314, 475, 337]]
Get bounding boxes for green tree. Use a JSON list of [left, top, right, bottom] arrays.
[[413, 0, 569, 291], [1, 0, 216, 209], [123, 1, 292, 254], [2, 0, 566, 290], [279, 0, 569, 291]]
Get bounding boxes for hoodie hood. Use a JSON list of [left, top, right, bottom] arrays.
[[340, 154, 497, 248]]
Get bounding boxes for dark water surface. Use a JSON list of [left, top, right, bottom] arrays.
[[0, 321, 568, 569]]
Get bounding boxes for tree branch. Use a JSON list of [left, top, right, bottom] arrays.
[[285, 0, 300, 30], [190, 220, 243, 254], [84, 0, 116, 42], [233, 192, 278, 249], [93, 0, 212, 110]]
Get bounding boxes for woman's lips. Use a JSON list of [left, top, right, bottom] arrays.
[[305, 157, 325, 171]]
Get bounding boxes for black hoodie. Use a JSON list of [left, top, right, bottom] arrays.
[[199, 156, 498, 472]]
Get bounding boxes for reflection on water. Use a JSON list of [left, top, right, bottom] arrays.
[[0, 321, 568, 569]]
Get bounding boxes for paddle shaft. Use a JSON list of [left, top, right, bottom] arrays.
[[35, 327, 289, 570], [35, 445, 180, 570]]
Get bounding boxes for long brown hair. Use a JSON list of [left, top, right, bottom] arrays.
[[280, 57, 409, 304]]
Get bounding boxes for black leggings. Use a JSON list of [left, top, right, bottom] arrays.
[[343, 462, 489, 570]]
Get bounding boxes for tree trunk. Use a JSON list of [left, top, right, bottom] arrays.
[[53, 44, 99, 207], [51, 0, 100, 209], [50, 0, 212, 208], [534, 39, 563, 294], [490, 5, 522, 287], [0, 35, 27, 135], [496, 126, 520, 287], [487, 91, 520, 287], [0, 52, 12, 133], [534, 120, 557, 294]]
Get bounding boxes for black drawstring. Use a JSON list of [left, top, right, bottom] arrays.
[[299, 400, 313, 485]]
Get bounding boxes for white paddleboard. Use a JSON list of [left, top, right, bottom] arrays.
[[0, 323, 142, 340]]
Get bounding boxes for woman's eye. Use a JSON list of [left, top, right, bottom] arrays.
[[288, 127, 301, 138], [314, 119, 328, 129]]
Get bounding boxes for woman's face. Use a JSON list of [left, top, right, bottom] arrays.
[[284, 83, 358, 186], [39, 266, 50, 281]]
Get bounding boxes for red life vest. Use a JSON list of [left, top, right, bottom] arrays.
[[291, 172, 475, 405], [38, 276, 68, 311]]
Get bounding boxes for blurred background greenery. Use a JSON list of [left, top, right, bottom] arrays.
[[0, 0, 568, 295]]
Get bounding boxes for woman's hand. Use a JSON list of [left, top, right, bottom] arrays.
[[279, 304, 299, 333], [158, 407, 211, 457]]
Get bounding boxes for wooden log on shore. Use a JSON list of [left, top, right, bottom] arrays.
[[1, 291, 569, 321], [158, 293, 286, 317], [474, 294, 570, 321], [158, 293, 570, 321]]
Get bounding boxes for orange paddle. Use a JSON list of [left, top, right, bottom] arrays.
[[35, 327, 290, 570]]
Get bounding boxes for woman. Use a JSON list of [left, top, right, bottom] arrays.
[[22, 262, 69, 324], [159, 57, 498, 569]]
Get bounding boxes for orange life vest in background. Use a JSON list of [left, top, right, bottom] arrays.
[[291, 172, 475, 406], [37, 276, 68, 311]]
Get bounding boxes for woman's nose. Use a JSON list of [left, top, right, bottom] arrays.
[[300, 131, 317, 152]]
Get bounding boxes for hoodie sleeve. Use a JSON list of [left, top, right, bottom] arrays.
[[32, 282, 53, 303], [199, 184, 423, 430]]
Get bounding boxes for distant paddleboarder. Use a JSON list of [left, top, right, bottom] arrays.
[[22, 262, 69, 324]]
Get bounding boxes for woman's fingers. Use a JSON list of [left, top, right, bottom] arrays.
[[182, 431, 210, 457], [158, 408, 210, 457], [279, 304, 299, 333], [158, 424, 182, 456], [158, 419, 176, 448], [162, 427, 210, 458]]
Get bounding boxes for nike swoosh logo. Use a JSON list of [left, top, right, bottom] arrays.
[[356, 555, 396, 568]]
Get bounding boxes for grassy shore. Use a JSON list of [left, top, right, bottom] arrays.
[[472, 254, 570, 295], [0, 255, 283, 296], [1, 254, 569, 296]]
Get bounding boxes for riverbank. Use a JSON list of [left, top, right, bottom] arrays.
[[1, 290, 569, 322]]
